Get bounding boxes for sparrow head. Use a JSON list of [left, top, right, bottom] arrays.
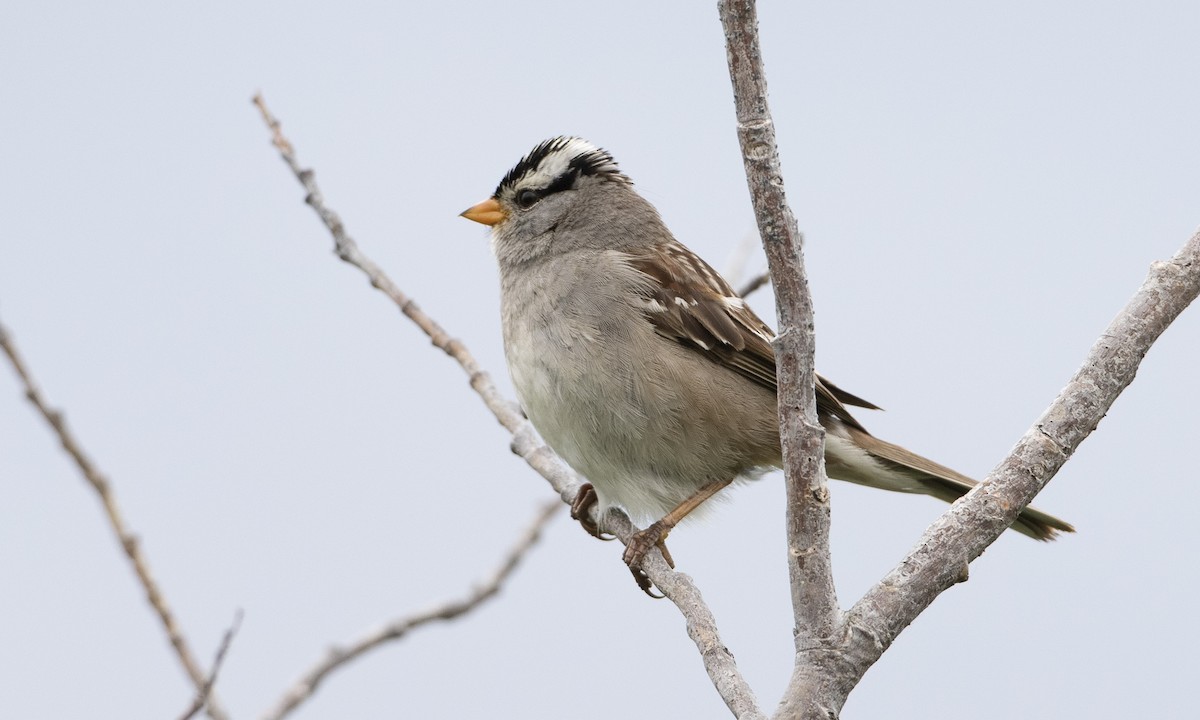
[[461, 137, 662, 264]]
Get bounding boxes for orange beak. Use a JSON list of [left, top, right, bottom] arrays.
[[460, 197, 507, 226]]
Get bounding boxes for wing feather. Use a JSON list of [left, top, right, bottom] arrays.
[[626, 243, 872, 433]]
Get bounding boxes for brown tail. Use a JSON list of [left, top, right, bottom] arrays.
[[845, 428, 1075, 541]]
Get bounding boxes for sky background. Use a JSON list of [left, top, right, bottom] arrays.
[[2, 1, 1198, 718]]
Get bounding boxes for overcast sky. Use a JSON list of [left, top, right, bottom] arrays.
[[2, 2, 1198, 718]]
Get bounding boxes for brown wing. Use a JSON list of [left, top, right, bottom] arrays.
[[626, 241, 873, 433], [624, 244, 1075, 539]]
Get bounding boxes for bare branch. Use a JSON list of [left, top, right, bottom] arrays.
[[261, 501, 558, 720], [252, 94, 764, 718], [837, 229, 1200, 699], [251, 95, 534, 455], [179, 610, 244, 720], [719, 7, 1200, 720], [737, 271, 772, 299], [719, 0, 840, 655], [598, 510, 767, 720], [513, 435, 766, 720], [719, 8, 1200, 714], [0, 320, 230, 720], [724, 232, 771, 299]]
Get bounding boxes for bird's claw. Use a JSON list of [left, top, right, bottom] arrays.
[[623, 520, 675, 598], [570, 483, 615, 540]]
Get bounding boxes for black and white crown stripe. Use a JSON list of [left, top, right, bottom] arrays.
[[494, 136, 630, 199]]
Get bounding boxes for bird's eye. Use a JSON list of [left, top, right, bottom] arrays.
[[516, 189, 540, 209]]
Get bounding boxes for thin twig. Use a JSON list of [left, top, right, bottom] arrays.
[[0, 320, 230, 720], [251, 95, 525, 440], [261, 500, 559, 720], [737, 271, 771, 299], [179, 610, 244, 720], [511, 431, 766, 720], [252, 92, 763, 719], [720, 0, 840, 657], [602, 510, 766, 719], [724, 232, 770, 298]]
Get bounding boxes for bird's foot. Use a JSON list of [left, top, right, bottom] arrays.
[[570, 483, 614, 540], [624, 520, 675, 598]]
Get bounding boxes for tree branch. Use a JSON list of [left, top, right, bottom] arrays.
[[0, 320, 230, 720], [261, 500, 559, 720], [594, 509, 767, 720], [721, 5, 1200, 719], [723, 232, 771, 299], [737, 271, 772, 299], [253, 93, 764, 719], [838, 229, 1200, 698], [719, 0, 840, 654], [179, 610, 243, 720]]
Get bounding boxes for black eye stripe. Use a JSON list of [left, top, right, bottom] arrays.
[[514, 167, 579, 210]]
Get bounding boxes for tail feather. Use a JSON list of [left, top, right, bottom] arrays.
[[843, 428, 1075, 541]]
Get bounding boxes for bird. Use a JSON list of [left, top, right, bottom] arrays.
[[461, 136, 1073, 591]]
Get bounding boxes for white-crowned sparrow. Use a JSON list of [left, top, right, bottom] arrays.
[[462, 137, 1072, 589]]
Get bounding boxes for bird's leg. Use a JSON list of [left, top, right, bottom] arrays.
[[569, 483, 614, 540], [623, 477, 734, 593]]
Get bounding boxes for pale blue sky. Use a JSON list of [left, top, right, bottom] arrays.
[[2, 2, 1198, 718]]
